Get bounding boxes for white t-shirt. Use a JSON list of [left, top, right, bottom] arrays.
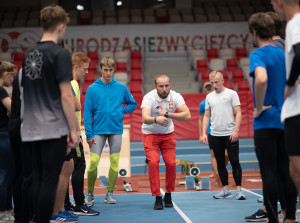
[[141, 89, 185, 134], [205, 88, 240, 136], [281, 13, 300, 123]]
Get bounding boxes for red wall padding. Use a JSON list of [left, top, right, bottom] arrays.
[[127, 92, 254, 141]]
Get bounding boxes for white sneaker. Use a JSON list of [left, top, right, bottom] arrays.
[[213, 189, 233, 199], [0, 211, 15, 221], [236, 189, 246, 200]]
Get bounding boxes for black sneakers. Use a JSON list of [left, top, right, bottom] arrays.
[[245, 209, 268, 222], [65, 203, 76, 214], [73, 203, 100, 216], [163, 193, 173, 208], [154, 196, 163, 210]]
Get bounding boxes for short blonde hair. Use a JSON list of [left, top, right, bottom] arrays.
[[0, 61, 17, 78], [100, 57, 115, 69], [209, 70, 223, 80]]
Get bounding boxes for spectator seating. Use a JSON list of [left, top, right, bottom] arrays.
[[116, 62, 128, 72], [235, 48, 248, 60], [226, 59, 239, 71], [210, 58, 224, 70], [224, 81, 235, 90], [219, 48, 234, 60], [231, 69, 245, 82], [236, 80, 250, 92], [206, 49, 219, 61]]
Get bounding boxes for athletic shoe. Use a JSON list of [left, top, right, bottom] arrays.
[[257, 197, 264, 203], [63, 209, 79, 221], [277, 210, 284, 222], [65, 203, 76, 214], [105, 191, 117, 204], [213, 189, 233, 199], [154, 196, 163, 210], [85, 191, 95, 207], [245, 209, 268, 222], [163, 193, 173, 207], [50, 211, 77, 223], [0, 211, 15, 221], [236, 188, 246, 200], [74, 203, 100, 216]]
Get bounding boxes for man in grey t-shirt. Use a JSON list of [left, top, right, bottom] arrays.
[[202, 70, 246, 200]]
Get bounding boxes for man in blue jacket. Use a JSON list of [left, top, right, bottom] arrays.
[[84, 57, 137, 206]]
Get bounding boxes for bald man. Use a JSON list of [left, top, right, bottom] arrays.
[[141, 74, 191, 210]]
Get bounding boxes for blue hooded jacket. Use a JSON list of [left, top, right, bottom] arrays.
[[84, 78, 137, 139]]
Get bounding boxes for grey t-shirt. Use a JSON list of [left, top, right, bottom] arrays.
[[205, 88, 240, 136], [21, 41, 73, 141]]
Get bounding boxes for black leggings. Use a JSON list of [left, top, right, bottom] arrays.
[[10, 137, 23, 221], [209, 135, 242, 186], [29, 136, 67, 223], [65, 141, 86, 206], [254, 129, 297, 222], [0, 131, 14, 212], [22, 142, 34, 223]]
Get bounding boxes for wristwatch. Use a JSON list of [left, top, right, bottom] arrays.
[[164, 112, 169, 118]]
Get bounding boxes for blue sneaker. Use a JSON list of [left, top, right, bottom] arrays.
[[50, 210, 77, 223], [245, 209, 267, 222], [213, 189, 233, 199], [63, 210, 79, 221], [236, 189, 246, 200]]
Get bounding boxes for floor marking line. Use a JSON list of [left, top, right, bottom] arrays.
[[241, 187, 263, 197], [160, 188, 193, 223]]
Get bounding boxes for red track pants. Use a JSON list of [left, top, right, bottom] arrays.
[[142, 132, 177, 196]]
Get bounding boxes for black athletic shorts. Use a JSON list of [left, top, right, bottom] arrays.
[[285, 114, 300, 156], [208, 134, 213, 150]]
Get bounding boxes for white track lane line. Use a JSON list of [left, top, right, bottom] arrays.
[[242, 188, 282, 205], [241, 187, 263, 197], [160, 188, 193, 223]]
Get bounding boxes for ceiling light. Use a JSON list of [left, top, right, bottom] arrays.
[[117, 1, 123, 6], [76, 4, 84, 10]]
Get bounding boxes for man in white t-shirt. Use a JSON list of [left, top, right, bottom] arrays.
[[202, 70, 246, 200], [271, 0, 300, 199], [141, 74, 191, 210]]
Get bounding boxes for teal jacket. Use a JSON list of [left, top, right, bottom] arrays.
[[84, 78, 137, 139]]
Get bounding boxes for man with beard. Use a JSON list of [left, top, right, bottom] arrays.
[[141, 74, 191, 210]]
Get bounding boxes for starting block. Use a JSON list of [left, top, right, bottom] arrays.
[[185, 176, 195, 190], [99, 176, 109, 188], [200, 177, 210, 190]]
